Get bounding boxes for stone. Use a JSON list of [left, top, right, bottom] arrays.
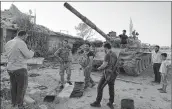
[[129, 88, 134, 90], [24, 95, 35, 104], [28, 89, 39, 95], [1, 88, 11, 100], [137, 89, 141, 91], [1, 66, 6, 72], [140, 96, 143, 99], [2, 77, 9, 82], [122, 89, 127, 91], [29, 73, 40, 77], [39, 104, 47, 109], [150, 97, 156, 101]]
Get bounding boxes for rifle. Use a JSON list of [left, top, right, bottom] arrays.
[[101, 53, 119, 90]]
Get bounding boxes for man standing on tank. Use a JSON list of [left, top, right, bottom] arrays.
[[54, 39, 72, 89], [119, 30, 128, 48], [152, 45, 162, 83]]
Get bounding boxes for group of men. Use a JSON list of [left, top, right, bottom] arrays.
[[4, 30, 118, 109], [54, 38, 118, 108], [4, 30, 170, 109]]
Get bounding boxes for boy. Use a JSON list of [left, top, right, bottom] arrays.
[[158, 53, 171, 93]]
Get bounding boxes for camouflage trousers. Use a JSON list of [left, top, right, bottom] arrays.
[[83, 66, 95, 87], [59, 62, 71, 85]]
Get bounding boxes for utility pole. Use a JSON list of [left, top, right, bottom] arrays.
[[34, 9, 36, 24]]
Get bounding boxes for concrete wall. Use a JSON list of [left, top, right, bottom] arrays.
[[1, 28, 17, 53], [48, 35, 62, 52], [47, 35, 82, 53]]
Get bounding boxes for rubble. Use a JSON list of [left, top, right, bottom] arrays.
[[24, 95, 35, 104], [1, 4, 56, 35], [39, 104, 48, 109], [1, 88, 11, 100], [29, 73, 40, 77]]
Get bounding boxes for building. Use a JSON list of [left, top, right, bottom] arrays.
[[1, 4, 83, 54], [0, 27, 82, 53], [47, 32, 82, 52]]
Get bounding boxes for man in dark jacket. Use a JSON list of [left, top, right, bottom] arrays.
[[119, 30, 128, 48], [90, 43, 118, 108]]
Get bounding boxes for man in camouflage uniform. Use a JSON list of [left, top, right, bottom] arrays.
[[79, 42, 96, 89], [90, 43, 118, 109], [54, 39, 72, 89]]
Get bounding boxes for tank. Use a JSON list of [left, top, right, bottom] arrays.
[[64, 2, 152, 76]]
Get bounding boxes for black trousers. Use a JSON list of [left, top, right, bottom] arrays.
[[96, 72, 117, 103], [8, 68, 28, 106], [153, 63, 161, 83]]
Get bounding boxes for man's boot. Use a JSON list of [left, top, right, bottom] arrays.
[[67, 81, 72, 85], [90, 101, 101, 107], [107, 102, 114, 109]]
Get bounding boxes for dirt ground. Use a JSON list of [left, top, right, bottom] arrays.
[[1, 59, 171, 109]]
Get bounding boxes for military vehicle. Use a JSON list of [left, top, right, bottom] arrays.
[[64, 2, 152, 76]]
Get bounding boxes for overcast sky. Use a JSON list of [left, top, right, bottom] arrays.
[[1, 2, 171, 46]]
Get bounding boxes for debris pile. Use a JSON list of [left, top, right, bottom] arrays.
[[1, 4, 56, 35]]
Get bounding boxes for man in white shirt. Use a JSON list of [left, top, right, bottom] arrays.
[[152, 45, 162, 83], [4, 30, 34, 109]]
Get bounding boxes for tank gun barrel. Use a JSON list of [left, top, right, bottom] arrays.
[[64, 2, 111, 42]]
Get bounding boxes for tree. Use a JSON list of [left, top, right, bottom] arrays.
[[13, 14, 34, 32], [13, 13, 49, 58], [91, 40, 103, 47], [75, 22, 95, 40]]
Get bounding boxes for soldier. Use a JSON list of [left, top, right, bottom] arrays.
[[119, 30, 128, 48], [79, 42, 96, 89], [90, 43, 118, 109], [54, 39, 72, 89]]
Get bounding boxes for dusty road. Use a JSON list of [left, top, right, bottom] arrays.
[[1, 61, 171, 109]]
